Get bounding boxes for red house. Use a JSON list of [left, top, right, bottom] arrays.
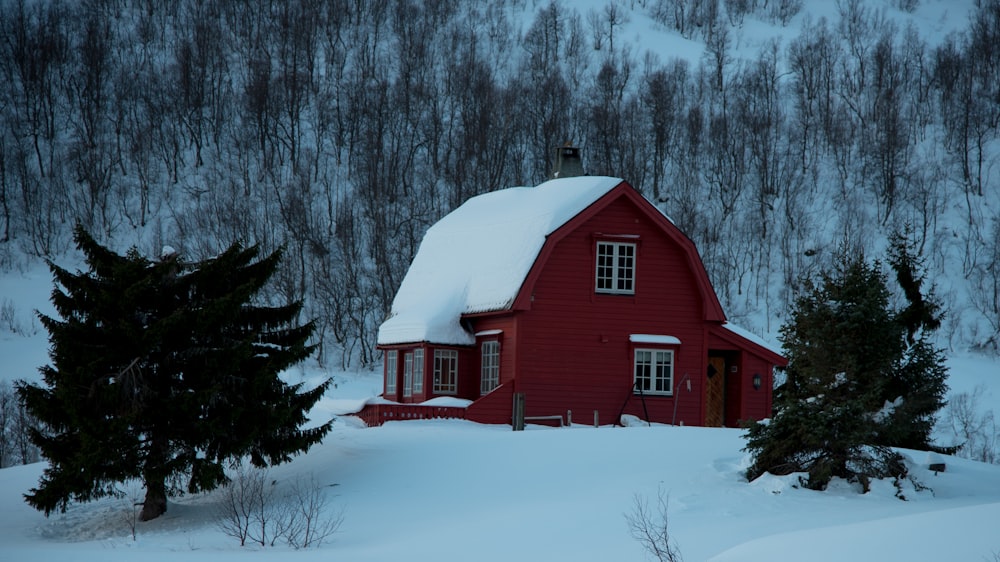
[[360, 176, 786, 428]]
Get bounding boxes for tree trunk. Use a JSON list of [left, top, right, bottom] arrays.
[[140, 476, 167, 521]]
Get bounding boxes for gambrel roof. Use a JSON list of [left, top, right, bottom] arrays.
[[376, 176, 741, 347], [377, 176, 623, 346]]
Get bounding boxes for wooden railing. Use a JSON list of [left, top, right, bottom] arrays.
[[356, 403, 468, 427]]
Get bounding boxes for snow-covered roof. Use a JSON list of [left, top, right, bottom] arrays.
[[720, 322, 785, 359], [377, 176, 624, 346]]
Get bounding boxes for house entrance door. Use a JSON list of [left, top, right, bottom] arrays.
[[705, 356, 726, 427]]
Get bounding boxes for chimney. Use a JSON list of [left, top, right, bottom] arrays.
[[550, 143, 584, 179]]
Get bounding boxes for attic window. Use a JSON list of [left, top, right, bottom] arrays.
[[596, 241, 635, 294]]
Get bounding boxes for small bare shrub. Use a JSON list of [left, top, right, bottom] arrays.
[[281, 474, 343, 549], [120, 479, 144, 541], [625, 487, 683, 562], [0, 298, 20, 334], [215, 463, 273, 547], [943, 386, 998, 464], [215, 465, 342, 548]]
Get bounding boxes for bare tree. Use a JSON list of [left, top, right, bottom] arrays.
[[625, 487, 683, 562], [641, 56, 688, 201], [11, 390, 38, 465], [0, 0, 68, 179], [215, 463, 273, 547], [281, 473, 343, 549], [0, 381, 12, 468], [119, 479, 144, 541], [943, 386, 998, 464], [215, 465, 343, 548], [968, 218, 1000, 348]]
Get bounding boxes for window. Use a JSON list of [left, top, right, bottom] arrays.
[[480, 341, 500, 395], [403, 352, 413, 397], [634, 349, 673, 395], [385, 350, 398, 395], [412, 349, 424, 394], [433, 349, 458, 394], [596, 241, 635, 294]]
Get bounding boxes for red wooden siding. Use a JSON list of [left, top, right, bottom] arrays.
[[465, 382, 515, 425], [509, 194, 709, 426], [739, 356, 774, 421]]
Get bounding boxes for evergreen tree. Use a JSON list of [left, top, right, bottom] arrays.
[[880, 227, 948, 450], [17, 226, 331, 521], [744, 247, 947, 491]]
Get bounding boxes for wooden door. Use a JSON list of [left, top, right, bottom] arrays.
[[705, 356, 726, 427]]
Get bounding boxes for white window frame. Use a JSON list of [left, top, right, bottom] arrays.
[[433, 349, 458, 394], [480, 340, 500, 395], [412, 348, 424, 394], [403, 352, 413, 397], [596, 241, 636, 294], [633, 348, 674, 395], [385, 350, 398, 395]]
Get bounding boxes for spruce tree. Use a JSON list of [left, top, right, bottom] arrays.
[[880, 228, 949, 450], [17, 226, 331, 521], [744, 247, 947, 491]]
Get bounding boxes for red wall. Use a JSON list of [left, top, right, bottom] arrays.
[[465, 382, 514, 424], [707, 330, 779, 426], [739, 356, 774, 421], [507, 195, 709, 426]]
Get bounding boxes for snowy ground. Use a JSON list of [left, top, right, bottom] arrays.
[[3, 300, 1000, 562]]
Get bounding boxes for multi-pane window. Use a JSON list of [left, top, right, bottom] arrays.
[[403, 352, 413, 397], [412, 349, 424, 394], [385, 350, 398, 395], [634, 349, 673, 395], [596, 241, 635, 294], [433, 349, 458, 394], [480, 341, 500, 395]]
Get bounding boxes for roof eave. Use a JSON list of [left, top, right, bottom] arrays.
[[709, 323, 788, 366]]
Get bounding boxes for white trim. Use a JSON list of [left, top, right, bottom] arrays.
[[633, 348, 674, 396], [480, 340, 500, 395], [433, 349, 459, 394], [595, 241, 636, 295], [629, 334, 681, 345], [403, 352, 413, 397], [385, 350, 398, 395], [412, 348, 424, 394], [597, 233, 641, 239], [475, 329, 503, 336]]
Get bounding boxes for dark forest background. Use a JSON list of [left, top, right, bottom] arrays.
[[1, 0, 999, 368]]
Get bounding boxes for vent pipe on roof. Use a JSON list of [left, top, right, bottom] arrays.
[[550, 143, 584, 179]]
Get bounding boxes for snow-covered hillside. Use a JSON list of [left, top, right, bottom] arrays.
[[2, 0, 998, 362], [3, 0, 1000, 560]]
